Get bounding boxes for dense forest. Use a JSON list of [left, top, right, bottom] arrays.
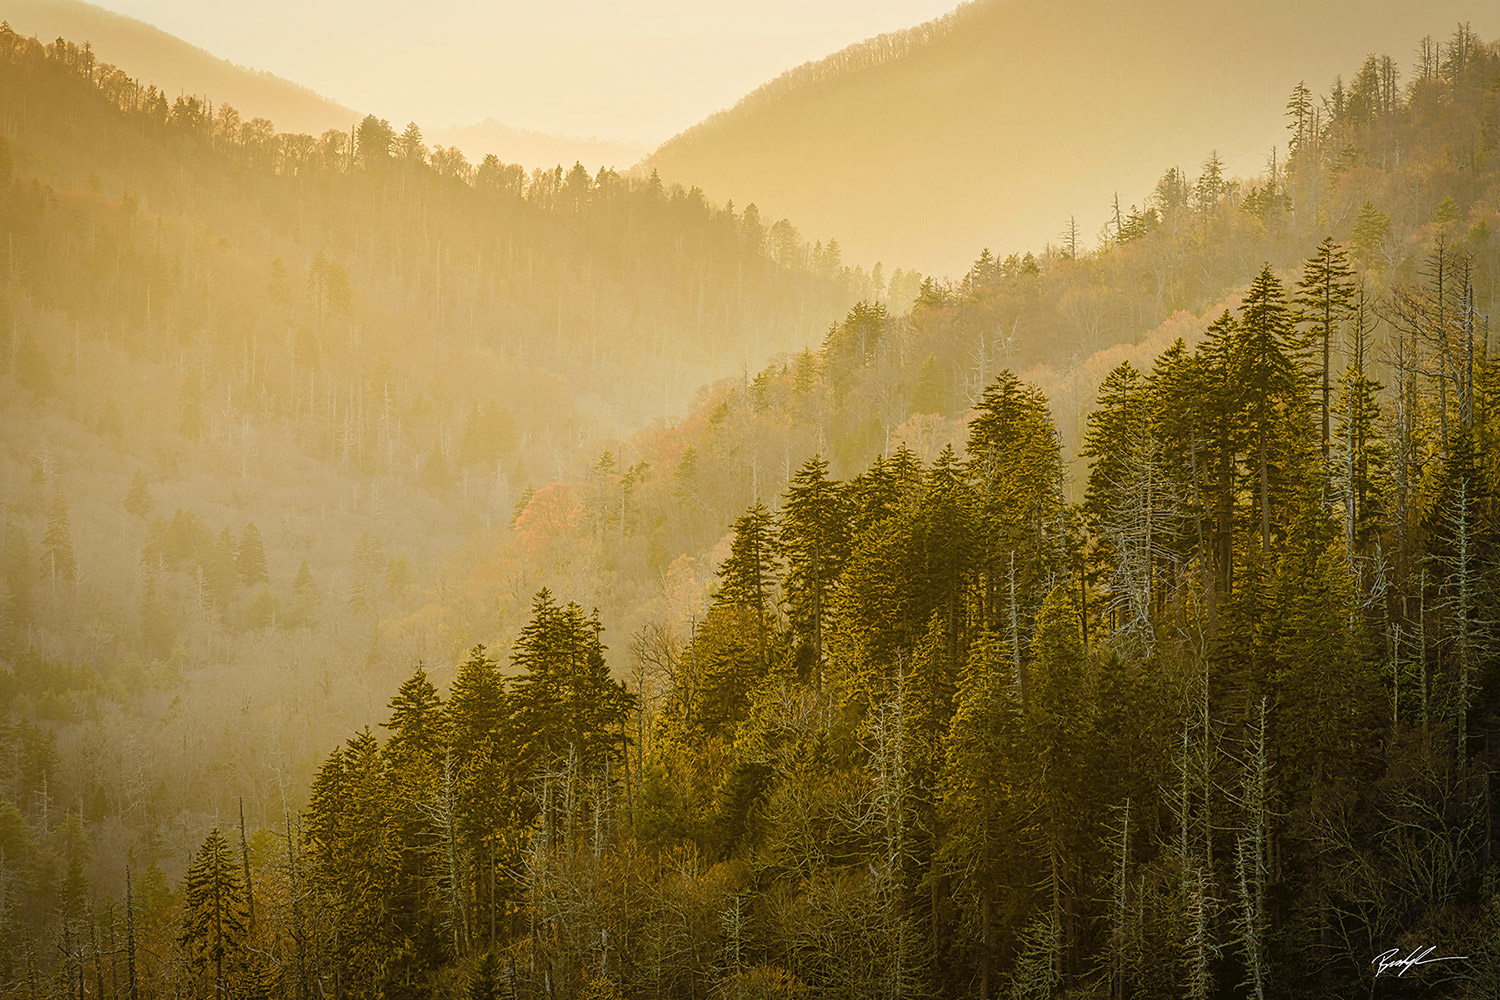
[[3, 14, 1500, 1000]]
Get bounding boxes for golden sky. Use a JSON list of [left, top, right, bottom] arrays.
[[87, 0, 962, 140]]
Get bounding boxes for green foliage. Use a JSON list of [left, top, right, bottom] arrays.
[[511, 590, 635, 773], [384, 666, 447, 768], [778, 457, 848, 669], [716, 502, 782, 673], [1234, 262, 1313, 552], [1295, 236, 1357, 457], [180, 828, 248, 997], [967, 372, 1065, 660], [1348, 201, 1392, 268]]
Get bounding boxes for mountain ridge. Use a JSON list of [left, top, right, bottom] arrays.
[[3, 0, 654, 170], [644, 0, 1500, 276], [3, 0, 359, 134]]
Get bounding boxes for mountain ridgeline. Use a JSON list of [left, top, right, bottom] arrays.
[[2, 0, 357, 135], [646, 0, 1500, 275], [4, 0, 655, 173], [3, 14, 1500, 1000]]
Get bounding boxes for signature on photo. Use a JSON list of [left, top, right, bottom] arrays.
[[1373, 946, 1468, 978]]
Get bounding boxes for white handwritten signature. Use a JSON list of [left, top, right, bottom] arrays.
[[1373, 946, 1467, 977]]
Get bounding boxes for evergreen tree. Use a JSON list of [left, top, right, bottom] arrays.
[[381, 667, 451, 984], [468, 950, 503, 1000], [1294, 237, 1356, 459], [779, 456, 848, 674], [942, 629, 1023, 998], [1022, 585, 1098, 988], [1081, 362, 1151, 537], [244, 586, 280, 631], [180, 828, 248, 999], [511, 590, 634, 775], [914, 447, 976, 685], [384, 665, 447, 773], [1183, 317, 1249, 602], [447, 646, 516, 949], [1285, 81, 1313, 153], [966, 371, 1064, 662], [1083, 361, 1178, 652], [356, 115, 395, 166], [822, 301, 888, 397], [685, 603, 765, 737], [827, 491, 924, 714], [1331, 287, 1387, 555], [397, 121, 426, 163], [458, 402, 516, 468], [305, 730, 396, 995], [1348, 202, 1391, 269], [715, 502, 782, 672], [1234, 263, 1310, 553], [845, 446, 924, 539], [1425, 431, 1496, 752]]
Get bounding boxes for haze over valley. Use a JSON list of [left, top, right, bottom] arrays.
[[2, 4, 1500, 1000]]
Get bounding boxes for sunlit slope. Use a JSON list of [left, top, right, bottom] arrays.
[[645, 0, 1500, 275], [3, 0, 358, 133]]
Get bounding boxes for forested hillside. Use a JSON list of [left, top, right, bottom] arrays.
[[3, 0, 357, 135], [0, 20, 864, 994], [5, 0, 654, 173], [645, 0, 1500, 275], [4, 15, 1500, 1000]]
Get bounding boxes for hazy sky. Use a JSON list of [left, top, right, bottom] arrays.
[[89, 0, 961, 141]]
